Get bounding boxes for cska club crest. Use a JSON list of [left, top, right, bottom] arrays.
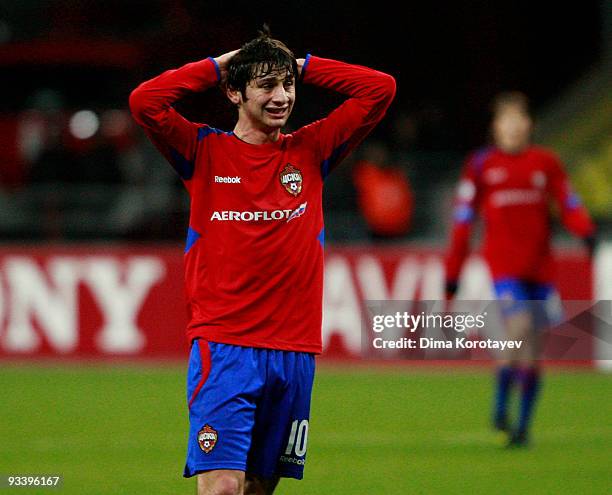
[[280, 164, 303, 196], [198, 424, 218, 454]]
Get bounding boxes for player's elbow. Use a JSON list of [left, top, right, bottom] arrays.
[[369, 73, 396, 110], [128, 87, 146, 120], [128, 87, 144, 121], [128, 85, 157, 124], [383, 73, 397, 97], [378, 73, 397, 103]]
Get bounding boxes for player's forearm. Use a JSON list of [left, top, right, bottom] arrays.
[[301, 55, 396, 117], [129, 57, 220, 128], [560, 205, 596, 259], [445, 223, 472, 284], [562, 207, 596, 239]]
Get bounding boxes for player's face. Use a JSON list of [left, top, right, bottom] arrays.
[[492, 106, 532, 154], [240, 68, 295, 130]]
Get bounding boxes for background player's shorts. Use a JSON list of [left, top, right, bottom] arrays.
[[493, 278, 564, 329], [184, 340, 315, 480]]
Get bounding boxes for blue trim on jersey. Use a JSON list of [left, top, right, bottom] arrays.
[[472, 146, 493, 174], [453, 205, 474, 224], [321, 141, 349, 179], [317, 228, 325, 248], [565, 192, 581, 210], [300, 54, 312, 81], [207, 57, 221, 81], [198, 126, 229, 141], [169, 147, 195, 180], [185, 227, 201, 253]]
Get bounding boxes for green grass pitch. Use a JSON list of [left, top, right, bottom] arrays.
[[1, 363, 610, 494]]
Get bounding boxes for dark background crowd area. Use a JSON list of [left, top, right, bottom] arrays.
[[0, 0, 609, 243]]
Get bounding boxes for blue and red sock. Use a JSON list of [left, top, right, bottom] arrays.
[[494, 365, 517, 425], [517, 367, 540, 435]]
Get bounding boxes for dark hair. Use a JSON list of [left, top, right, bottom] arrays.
[[490, 91, 530, 117], [226, 26, 297, 99]]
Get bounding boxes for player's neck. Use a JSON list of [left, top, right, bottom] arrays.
[[497, 142, 530, 155], [233, 122, 281, 145]]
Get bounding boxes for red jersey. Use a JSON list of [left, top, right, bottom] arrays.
[[130, 55, 395, 353], [445, 145, 594, 283]]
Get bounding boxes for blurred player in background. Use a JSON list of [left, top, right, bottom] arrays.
[[444, 92, 595, 446], [130, 28, 395, 494], [352, 141, 414, 240]]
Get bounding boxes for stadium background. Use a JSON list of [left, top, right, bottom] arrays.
[[0, 1, 610, 494]]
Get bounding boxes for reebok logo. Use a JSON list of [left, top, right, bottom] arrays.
[[279, 455, 305, 466], [214, 176, 241, 184]]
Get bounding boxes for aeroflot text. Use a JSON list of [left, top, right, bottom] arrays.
[[210, 210, 294, 221]]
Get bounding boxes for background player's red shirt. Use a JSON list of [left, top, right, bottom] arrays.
[[130, 55, 395, 353], [445, 146, 594, 284]]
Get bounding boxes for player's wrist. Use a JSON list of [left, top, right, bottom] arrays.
[[298, 54, 312, 82], [212, 49, 240, 83]]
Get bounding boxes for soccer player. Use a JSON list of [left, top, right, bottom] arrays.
[[129, 31, 395, 494], [444, 92, 595, 446]]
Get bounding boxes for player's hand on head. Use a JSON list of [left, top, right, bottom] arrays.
[[214, 49, 240, 82], [296, 58, 306, 78]]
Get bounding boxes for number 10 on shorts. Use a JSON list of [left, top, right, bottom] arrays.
[[285, 419, 309, 457]]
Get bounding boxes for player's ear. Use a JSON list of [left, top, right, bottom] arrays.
[[226, 86, 242, 106]]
